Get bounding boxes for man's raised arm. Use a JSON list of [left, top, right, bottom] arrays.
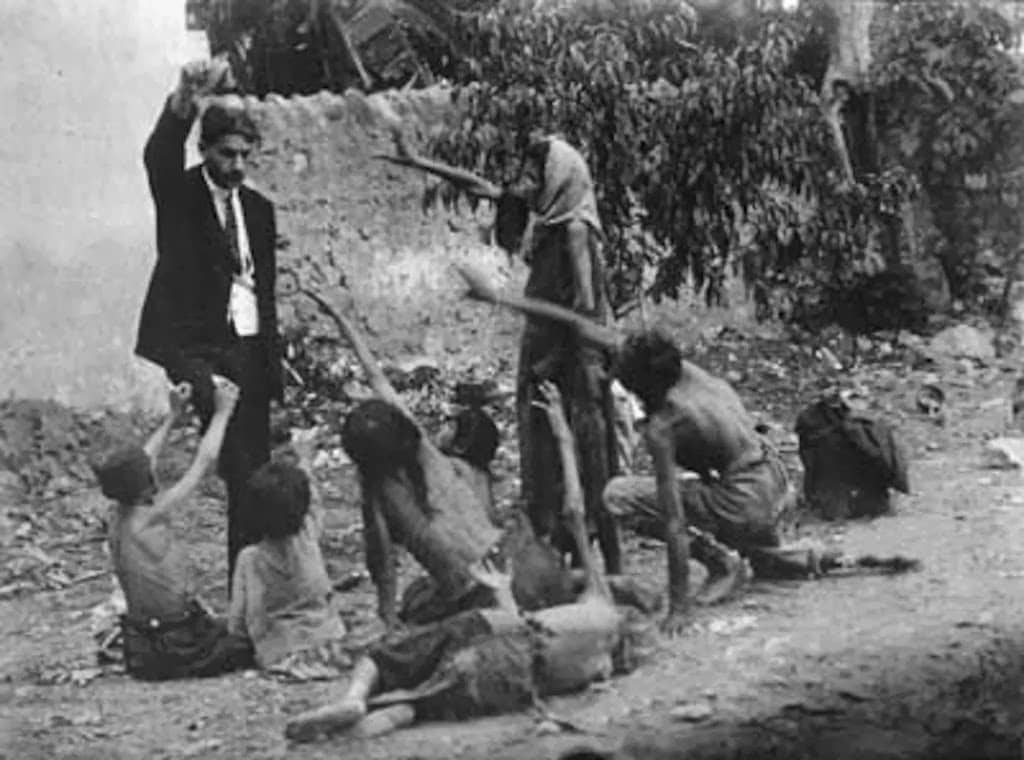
[[143, 58, 233, 202], [456, 264, 620, 352]]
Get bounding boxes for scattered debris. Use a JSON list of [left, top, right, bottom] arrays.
[[916, 384, 945, 422], [705, 614, 758, 636], [180, 739, 224, 757], [34, 663, 110, 687], [928, 324, 996, 364], [670, 701, 714, 722], [982, 438, 1024, 470]]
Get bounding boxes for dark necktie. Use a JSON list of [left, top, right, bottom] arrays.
[[223, 195, 242, 274]]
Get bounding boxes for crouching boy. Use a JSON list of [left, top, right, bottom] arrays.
[[90, 377, 254, 680]]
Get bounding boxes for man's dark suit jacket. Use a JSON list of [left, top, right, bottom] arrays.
[[135, 99, 282, 404]]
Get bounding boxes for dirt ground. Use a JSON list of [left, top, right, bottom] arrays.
[[3, 310, 1024, 760]]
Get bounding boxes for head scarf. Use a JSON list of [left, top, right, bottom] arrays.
[[533, 137, 603, 236]]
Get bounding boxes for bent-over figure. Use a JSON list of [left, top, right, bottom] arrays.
[[456, 265, 794, 634], [285, 382, 625, 742]]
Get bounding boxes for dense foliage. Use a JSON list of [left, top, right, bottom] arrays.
[[200, 0, 475, 94], [872, 3, 1024, 310], [202, 0, 1023, 327], [429, 4, 909, 314], [426, 2, 1024, 322]]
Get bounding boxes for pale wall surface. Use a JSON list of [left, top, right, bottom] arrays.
[[0, 1, 207, 411], [0, 3, 514, 413]]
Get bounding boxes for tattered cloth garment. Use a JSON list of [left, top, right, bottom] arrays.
[[120, 600, 254, 681], [795, 395, 910, 520], [366, 610, 539, 721], [517, 137, 618, 558]]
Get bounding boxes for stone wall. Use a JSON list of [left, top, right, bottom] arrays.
[[241, 86, 519, 368]]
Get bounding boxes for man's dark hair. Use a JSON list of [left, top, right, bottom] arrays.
[[341, 399, 428, 510], [200, 103, 259, 146], [248, 462, 311, 540], [615, 328, 683, 413], [442, 408, 500, 470], [90, 443, 154, 505]]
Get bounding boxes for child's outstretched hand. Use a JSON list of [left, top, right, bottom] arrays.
[[531, 381, 570, 441], [467, 557, 517, 614], [456, 264, 500, 304], [212, 375, 240, 413], [169, 382, 193, 418], [290, 426, 321, 469]]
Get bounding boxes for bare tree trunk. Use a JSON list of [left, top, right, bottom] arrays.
[[820, 0, 876, 185], [327, 4, 374, 91]]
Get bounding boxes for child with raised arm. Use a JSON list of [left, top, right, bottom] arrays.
[[285, 382, 625, 743], [90, 377, 254, 680], [226, 428, 349, 681]]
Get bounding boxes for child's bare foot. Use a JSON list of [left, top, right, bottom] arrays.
[[694, 550, 750, 606], [284, 699, 367, 743]]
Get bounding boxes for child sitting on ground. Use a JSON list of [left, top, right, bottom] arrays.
[[91, 377, 254, 681], [227, 428, 349, 681]]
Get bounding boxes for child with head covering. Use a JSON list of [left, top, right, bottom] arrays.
[[90, 377, 254, 680]]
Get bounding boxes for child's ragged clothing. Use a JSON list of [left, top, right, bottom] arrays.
[[228, 509, 347, 672], [109, 506, 253, 680]]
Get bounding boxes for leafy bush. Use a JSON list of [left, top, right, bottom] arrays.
[[871, 3, 1024, 307], [430, 4, 912, 316], [205, 1, 1023, 330]]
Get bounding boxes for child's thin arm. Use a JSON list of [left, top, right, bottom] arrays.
[[362, 494, 398, 628], [535, 381, 610, 600], [303, 290, 412, 418], [456, 264, 622, 351], [150, 378, 238, 519], [143, 383, 192, 464], [292, 428, 325, 536], [227, 552, 248, 636], [374, 128, 503, 200]]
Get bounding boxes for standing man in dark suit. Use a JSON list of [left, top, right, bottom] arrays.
[[135, 58, 283, 587]]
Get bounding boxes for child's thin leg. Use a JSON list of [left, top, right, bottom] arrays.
[[284, 657, 379, 743]]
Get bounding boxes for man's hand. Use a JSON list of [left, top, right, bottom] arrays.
[[212, 375, 240, 414], [168, 382, 193, 419], [170, 57, 235, 117], [456, 264, 500, 304], [531, 381, 571, 442]]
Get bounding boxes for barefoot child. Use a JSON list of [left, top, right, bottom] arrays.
[[226, 429, 349, 680], [285, 382, 625, 742], [91, 377, 254, 680]]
